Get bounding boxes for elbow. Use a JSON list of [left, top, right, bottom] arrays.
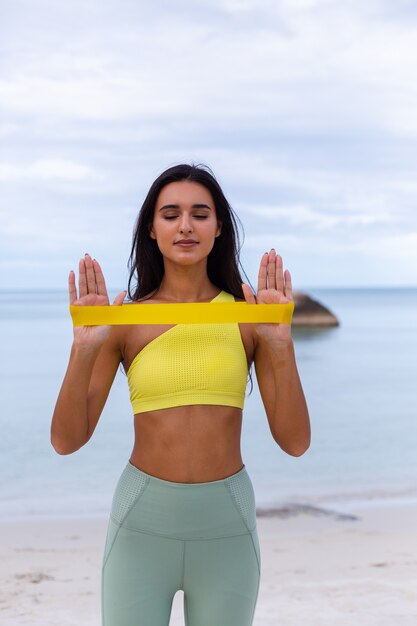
[[50, 433, 86, 456], [293, 431, 311, 456], [276, 434, 311, 457], [279, 411, 311, 457], [286, 440, 310, 457], [50, 439, 75, 455]]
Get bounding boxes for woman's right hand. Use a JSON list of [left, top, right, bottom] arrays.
[[69, 253, 126, 348]]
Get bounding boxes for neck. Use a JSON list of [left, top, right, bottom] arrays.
[[156, 264, 218, 302]]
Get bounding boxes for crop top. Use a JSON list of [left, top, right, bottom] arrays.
[[126, 290, 249, 414]]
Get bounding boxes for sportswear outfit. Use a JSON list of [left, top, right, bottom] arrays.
[[101, 290, 261, 625]]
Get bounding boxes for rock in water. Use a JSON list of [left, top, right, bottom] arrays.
[[292, 291, 339, 327]]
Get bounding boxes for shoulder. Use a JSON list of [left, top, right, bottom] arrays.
[[230, 294, 258, 353], [221, 290, 245, 303], [104, 323, 127, 360], [107, 295, 156, 360]]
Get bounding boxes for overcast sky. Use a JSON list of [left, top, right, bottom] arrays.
[[2, 0, 417, 291]]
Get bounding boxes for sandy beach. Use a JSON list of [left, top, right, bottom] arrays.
[[1, 499, 416, 625]]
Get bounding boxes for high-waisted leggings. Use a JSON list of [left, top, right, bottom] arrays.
[[101, 461, 261, 625]]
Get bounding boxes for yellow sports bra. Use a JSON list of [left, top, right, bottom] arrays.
[[126, 290, 248, 414]]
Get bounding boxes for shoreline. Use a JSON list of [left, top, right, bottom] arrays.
[[2, 489, 417, 524], [1, 499, 417, 625]]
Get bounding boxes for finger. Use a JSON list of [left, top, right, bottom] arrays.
[[267, 248, 277, 290], [257, 252, 268, 292], [284, 269, 293, 300], [275, 254, 284, 293], [242, 283, 257, 304], [84, 253, 96, 295], [113, 290, 127, 306], [93, 259, 108, 298], [78, 258, 87, 298], [68, 270, 77, 304]]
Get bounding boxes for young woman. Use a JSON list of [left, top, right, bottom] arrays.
[[51, 163, 310, 626]]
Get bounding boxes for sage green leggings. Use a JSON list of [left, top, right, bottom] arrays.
[[101, 461, 261, 625]]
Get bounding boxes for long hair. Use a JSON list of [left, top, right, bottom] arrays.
[[127, 162, 255, 394]]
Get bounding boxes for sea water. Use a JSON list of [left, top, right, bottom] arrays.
[[0, 287, 416, 521]]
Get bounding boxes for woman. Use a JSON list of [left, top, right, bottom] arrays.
[[51, 163, 310, 626]]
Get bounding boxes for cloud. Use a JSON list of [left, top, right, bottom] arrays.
[[0, 159, 101, 181], [354, 231, 417, 258], [239, 203, 394, 229], [2, 1, 417, 135], [1, 1, 417, 287]]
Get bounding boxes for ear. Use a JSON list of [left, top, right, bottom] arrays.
[[148, 223, 156, 239], [215, 221, 222, 238]]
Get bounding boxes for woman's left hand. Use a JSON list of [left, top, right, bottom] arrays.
[[241, 248, 293, 344]]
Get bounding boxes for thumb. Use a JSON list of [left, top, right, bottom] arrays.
[[242, 283, 256, 304], [113, 290, 127, 306]]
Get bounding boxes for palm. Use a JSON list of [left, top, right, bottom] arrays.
[[241, 249, 293, 343], [74, 293, 110, 307], [69, 254, 125, 346], [256, 288, 291, 306]]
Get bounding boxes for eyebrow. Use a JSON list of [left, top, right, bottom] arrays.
[[158, 204, 212, 211]]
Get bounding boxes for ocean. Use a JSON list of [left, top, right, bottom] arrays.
[[1, 287, 416, 521]]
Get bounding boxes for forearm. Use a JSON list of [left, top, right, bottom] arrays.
[[264, 337, 311, 456], [50, 342, 101, 454]]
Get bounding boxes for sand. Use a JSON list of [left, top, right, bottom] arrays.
[[1, 500, 416, 625]]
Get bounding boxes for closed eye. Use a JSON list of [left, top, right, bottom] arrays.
[[164, 215, 208, 220]]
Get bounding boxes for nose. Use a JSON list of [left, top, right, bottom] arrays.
[[179, 213, 193, 233]]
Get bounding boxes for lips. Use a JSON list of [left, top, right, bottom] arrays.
[[175, 240, 198, 244]]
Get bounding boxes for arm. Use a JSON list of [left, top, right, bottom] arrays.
[[50, 253, 126, 455], [50, 334, 122, 454], [242, 248, 311, 457], [254, 334, 310, 456]]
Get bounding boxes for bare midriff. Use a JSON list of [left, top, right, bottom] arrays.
[[129, 404, 244, 483]]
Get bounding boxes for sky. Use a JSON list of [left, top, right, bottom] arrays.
[[1, 0, 417, 291]]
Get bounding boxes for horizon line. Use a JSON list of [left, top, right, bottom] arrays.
[[1, 285, 417, 292]]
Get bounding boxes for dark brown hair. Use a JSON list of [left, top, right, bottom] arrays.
[[127, 162, 255, 393], [127, 163, 254, 300]]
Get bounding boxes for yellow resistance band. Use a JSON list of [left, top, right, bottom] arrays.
[[70, 301, 294, 326]]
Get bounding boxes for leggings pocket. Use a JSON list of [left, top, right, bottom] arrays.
[[225, 470, 257, 532]]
